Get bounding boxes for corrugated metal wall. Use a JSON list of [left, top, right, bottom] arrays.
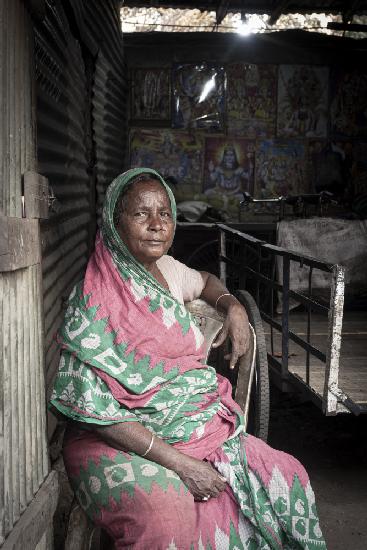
[[93, 50, 128, 220], [0, 266, 49, 542], [34, 0, 128, 414], [0, 0, 49, 543], [85, 0, 128, 221], [0, 0, 35, 218], [34, 0, 91, 400]]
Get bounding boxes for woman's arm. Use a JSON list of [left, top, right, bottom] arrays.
[[93, 420, 227, 500], [199, 271, 250, 369]]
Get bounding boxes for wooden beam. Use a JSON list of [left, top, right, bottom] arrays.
[[0, 216, 41, 272], [327, 21, 367, 32], [343, 0, 364, 23], [268, 0, 290, 25], [23, 171, 49, 219], [216, 0, 230, 26], [2, 472, 58, 550]]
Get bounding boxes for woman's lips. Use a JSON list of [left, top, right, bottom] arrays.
[[144, 240, 164, 245]]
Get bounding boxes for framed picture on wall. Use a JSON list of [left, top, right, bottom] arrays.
[[277, 65, 329, 138], [255, 139, 308, 198], [330, 68, 367, 138], [227, 63, 277, 138], [130, 68, 171, 121], [172, 63, 226, 131], [130, 128, 203, 185], [203, 137, 255, 198]]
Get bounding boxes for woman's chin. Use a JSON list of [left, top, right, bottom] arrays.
[[137, 245, 167, 264]]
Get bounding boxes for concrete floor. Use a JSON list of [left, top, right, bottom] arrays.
[[54, 387, 367, 550], [268, 388, 367, 550]]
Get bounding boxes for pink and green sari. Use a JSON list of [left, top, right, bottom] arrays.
[[51, 168, 326, 549]]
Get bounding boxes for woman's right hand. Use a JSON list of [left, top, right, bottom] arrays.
[[175, 455, 227, 501]]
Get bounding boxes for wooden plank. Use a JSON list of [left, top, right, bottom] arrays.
[[265, 311, 366, 333], [23, 172, 49, 219], [1, 471, 58, 550], [0, 216, 40, 271], [290, 366, 367, 403]]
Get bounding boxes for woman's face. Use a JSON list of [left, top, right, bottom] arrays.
[[116, 178, 174, 268]]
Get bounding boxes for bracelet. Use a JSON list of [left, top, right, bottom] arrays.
[[141, 433, 155, 457], [215, 293, 232, 311]]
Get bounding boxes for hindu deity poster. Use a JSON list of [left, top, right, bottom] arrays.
[[255, 140, 308, 198], [351, 142, 367, 196], [203, 137, 255, 198], [330, 69, 367, 138], [308, 140, 354, 195], [131, 68, 171, 121], [130, 128, 203, 185], [277, 65, 329, 138], [172, 63, 225, 131], [227, 63, 277, 138]]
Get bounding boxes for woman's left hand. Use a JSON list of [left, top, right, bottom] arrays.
[[212, 303, 250, 370]]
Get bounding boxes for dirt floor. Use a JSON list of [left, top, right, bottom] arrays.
[[268, 388, 367, 550]]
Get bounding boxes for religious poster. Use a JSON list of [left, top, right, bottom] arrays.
[[351, 141, 367, 196], [130, 128, 203, 185], [255, 140, 308, 198], [227, 63, 277, 138], [203, 137, 255, 198], [307, 140, 347, 195], [277, 65, 329, 138], [330, 69, 367, 138], [172, 63, 225, 131], [131, 68, 170, 120]]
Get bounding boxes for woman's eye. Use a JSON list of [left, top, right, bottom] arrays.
[[161, 211, 171, 218], [134, 211, 147, 217]]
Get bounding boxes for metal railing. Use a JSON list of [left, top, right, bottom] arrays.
[[217, 223, 362, 415]]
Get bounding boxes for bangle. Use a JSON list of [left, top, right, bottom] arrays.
[[141, 433, 155, 457], [215, 293, 232, 311]]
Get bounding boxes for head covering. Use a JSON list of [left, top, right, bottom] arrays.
[[101, 167, 177, 296]]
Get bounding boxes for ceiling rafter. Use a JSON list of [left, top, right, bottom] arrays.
[[268, 0, 290, 25], [215, 0, 230, 25], [343, 0, 364, 22]]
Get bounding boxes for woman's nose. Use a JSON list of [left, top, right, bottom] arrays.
[[148, 214, 163, 230]]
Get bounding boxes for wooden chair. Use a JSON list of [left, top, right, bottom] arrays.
[[64, 291, 268, 550]]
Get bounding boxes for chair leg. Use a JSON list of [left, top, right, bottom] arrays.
[[65, 500, 100, 550]]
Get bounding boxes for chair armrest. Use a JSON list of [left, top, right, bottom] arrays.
[[185, 299, 256, 429], [185, 299, 224, 363]]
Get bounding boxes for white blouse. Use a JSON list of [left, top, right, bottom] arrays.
[[156, 255, 205, 304]]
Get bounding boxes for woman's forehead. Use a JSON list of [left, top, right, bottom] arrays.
[[124, 179, 171, 206]]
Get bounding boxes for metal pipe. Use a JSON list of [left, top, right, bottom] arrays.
[[219, 229, 226, 285]]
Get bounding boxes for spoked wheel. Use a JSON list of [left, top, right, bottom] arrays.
[[235, 290, 269, 441], [186, 239, 219, 277]]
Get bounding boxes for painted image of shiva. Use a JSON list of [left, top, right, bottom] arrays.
[[205, 145, 254, 198]]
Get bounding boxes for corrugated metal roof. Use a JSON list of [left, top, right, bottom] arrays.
[[121, 1, 367, 16]]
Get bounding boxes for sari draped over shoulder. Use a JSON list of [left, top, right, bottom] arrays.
[[50, 168, 327, 550]]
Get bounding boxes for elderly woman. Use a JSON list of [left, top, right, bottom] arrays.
[[50, 168, 326, 550]]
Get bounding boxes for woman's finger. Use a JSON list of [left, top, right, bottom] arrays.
[[229, 349, 239, 370], [212, 326, 228, 348]]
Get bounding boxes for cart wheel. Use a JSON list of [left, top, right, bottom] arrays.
[[186, 239, 219, 277], [235, 290, 269, 441]]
